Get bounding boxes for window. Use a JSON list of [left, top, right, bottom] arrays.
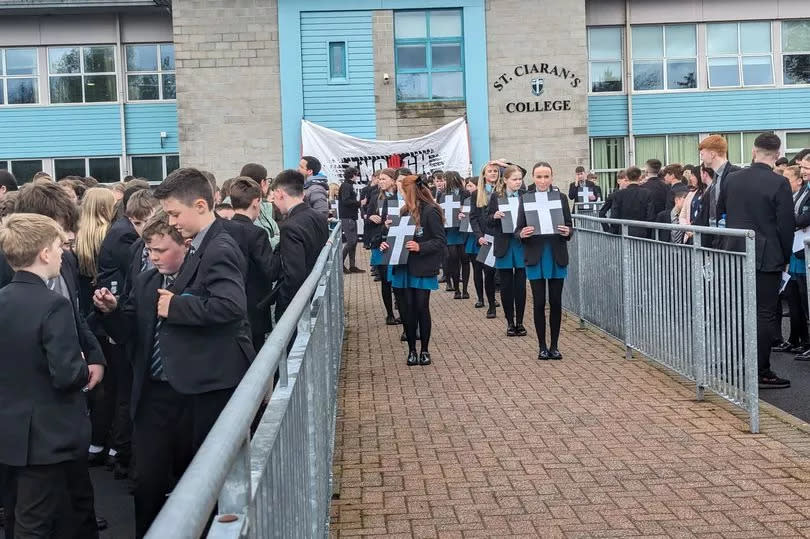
[[328, 41, 347, 82], [1, 159, 43, 184], [131, 154, 180, 182], [588, 27, 623, 93], [126, 44, 175, 101], [590, 137, 626, 192], [0, 48, 38, 105], [707, 22, 773, 88], [786, 132, 810, 161], [394, 10, 464, 101], [635, 134, 699, 166], [783, 20, 810, 85], [53, 157, 120, 182], [709, 132, 771, 165], [632, 25, 697, 91], [48, 46, 117, 103]]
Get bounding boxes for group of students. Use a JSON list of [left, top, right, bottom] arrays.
[[0, 163, 330, 538], [354, 160, 574, 364]]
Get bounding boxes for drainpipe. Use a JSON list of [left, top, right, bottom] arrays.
[[116, 13, 129, 176], [625, 0, 634, 166]]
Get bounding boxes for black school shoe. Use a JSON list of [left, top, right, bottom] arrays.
[[548, 347, 563, 360], [515, 324, 527, 337], [475, 299, 485, 308], [445, 283, 455, 292], [400, 331, 407, 342], [406, 350, 419, 366], [461, 291, 470, 299], [419, 351, 432, 365], [506, 324, 517, 337], [486, 306, 497, 319], [795, 348, 810, 361], [538, 346, 550, 360], [772, 341, 793, 353], [758, 371, 790, 389], [385, 315, 401, 326], [453, 290, 462, 299]]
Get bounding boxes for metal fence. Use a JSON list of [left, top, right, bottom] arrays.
[[146, 224, 345, 538], [564, 215, 760, 433]]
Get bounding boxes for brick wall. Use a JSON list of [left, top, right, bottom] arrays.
[[485, 0, 589, 189], [171, 0, 282, 183], [373, 11, 467, 142]]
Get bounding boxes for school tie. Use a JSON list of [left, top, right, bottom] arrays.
[[140, 246, 149, 272], [150, 274, 176, 380]]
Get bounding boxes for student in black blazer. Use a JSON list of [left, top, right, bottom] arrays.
[[487, 165, 528, 336], [717, 134, 794, 389], [609, 166, 656, 238], [366, 168, 401, 324], [222, 177, 278, 352], [783, 167, 810, 359], [471, 163, 503, 317], [0, 214, 91, 539], [270, 170, 330, 322], [516, 162, 573, 360], [381, 175, 446, 366]]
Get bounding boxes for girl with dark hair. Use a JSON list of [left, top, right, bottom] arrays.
[[517, 162, 573, 360], [487, 164, 528, 337], [380, 175, 446, 366], [439, 170, 470, 299], [366, 168, 401, 325]]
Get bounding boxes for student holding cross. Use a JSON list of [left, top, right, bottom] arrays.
[[438, 171, 471, 300], [517, 162, 573, 361]]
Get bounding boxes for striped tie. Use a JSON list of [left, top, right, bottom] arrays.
[[150, 274, 176, 380]]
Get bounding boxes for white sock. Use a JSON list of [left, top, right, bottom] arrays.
[[89, 445, 104, 454], [108, 448, 118, 457]]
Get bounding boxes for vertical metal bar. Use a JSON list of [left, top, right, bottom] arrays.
[[576, 223, 585, 326], [692, 233, 706, 400], [743, 231, 760, 433], [621, 225, 632, 359]]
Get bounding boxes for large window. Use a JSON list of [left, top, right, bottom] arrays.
[[632, 25, 697, 91], [590, 137, 626, 192], [709, 132, 771, 165], [707, 22, 773, 88], [0, 48, 38, 105], [131, 154, 180, 182], [588, 27, 623, 93], [783, 20, 810, 85], [126, 44, 176, 101], [53, 157, 120, 182], [635, 134, 699, 166], [0, 159, 43, 184], [48, 45, 117, 103], [394, 10, 464, 101], [786, 132, 810, 161]]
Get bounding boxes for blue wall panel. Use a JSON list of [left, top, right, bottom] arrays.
[[588, 95, 628, 137], [0, 105, 121, 159], [124, 102, 179, 155], [632, 89, 810, 135], [301, 11, 376, 139]]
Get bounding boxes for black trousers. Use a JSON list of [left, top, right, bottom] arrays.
[[498, 268, 526, 326], [9, 457, 97, 539], [445, 245, 470, 292], [341, 218, 358, 268], [133, 381, 233, 538], [786, 276, 809, 346], [756, 271, 781, 376], [89, 340, 132, 461]]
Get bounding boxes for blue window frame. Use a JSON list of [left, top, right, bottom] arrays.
[[394, 9, 464, 102], [328, 41, 347, 82]]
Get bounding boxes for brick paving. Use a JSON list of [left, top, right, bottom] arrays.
[[331, 252, 810, 538]]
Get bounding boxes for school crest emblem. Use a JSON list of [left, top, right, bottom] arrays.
[[531, 77, 544, 96]]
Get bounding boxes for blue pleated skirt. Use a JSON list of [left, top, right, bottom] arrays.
[[526, 242, 568, 280], [446, 228, 466, 246], [464, 234, 480, 255], [494, 237, 526, 269], [370, 247, 384, 266], [789, 253, 806, 276], [387, 265, 439, 290]]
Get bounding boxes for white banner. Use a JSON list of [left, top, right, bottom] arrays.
[[301, 117, 471, 184]]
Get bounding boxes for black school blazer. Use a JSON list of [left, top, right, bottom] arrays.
[[486, 188, 526, 258], [405, 202, 447, 277], [515, 185, 573, 268]]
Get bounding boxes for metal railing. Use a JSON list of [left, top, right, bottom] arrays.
[[572, 201, 607, 231], [564, 215, 760, 433], [146, 224, 345, 538]]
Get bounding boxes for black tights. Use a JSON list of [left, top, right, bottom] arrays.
[[498, 268, 526, 326], [446, 245, 470, 293], [394, 287, 432, 353], [376, 265, 395, 318], [530, 279, 564, 349], [472, 261, 496, 305]]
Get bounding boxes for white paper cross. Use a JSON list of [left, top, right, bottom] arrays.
[[440, 195, 461, 227], [498, 197, 520, 233], [387, 215, 416, 265], [525, 191, 562, 235], [577, 186, 593, 204]]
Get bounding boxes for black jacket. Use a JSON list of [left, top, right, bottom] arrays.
[[717, 163, 795, 272], [96, 217, 139, 293], [609, 183, 656, 238], [642, 176, 669, 217], [487, 189, 526, 258], [338, 180, 360, 220], [222, 214, 278, 344], [404, 202, 446, 277], [0, 271, 90, 466], [693, 163, 742, 247], [568, 180, 602, 203], [794, 183, 810, 259], [516, 186, 573, 268], [468, 190, 487, 239], [365, 191, 398, 250], [359, 184, 378, 219], [273, 202, 330, 318]]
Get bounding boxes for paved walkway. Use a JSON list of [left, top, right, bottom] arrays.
[[331, 253, 810, 538]]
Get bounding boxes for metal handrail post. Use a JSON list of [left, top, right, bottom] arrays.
[[575, 218, 585, 327], [620, 223, 632, 360], [743, 231, 759, 433], [691, 230, 706, 401]]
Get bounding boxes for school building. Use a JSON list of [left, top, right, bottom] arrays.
[[0, 0, 809, 192]]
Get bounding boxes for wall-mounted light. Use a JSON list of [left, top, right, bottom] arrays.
[[383, 72, 390, 84]]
